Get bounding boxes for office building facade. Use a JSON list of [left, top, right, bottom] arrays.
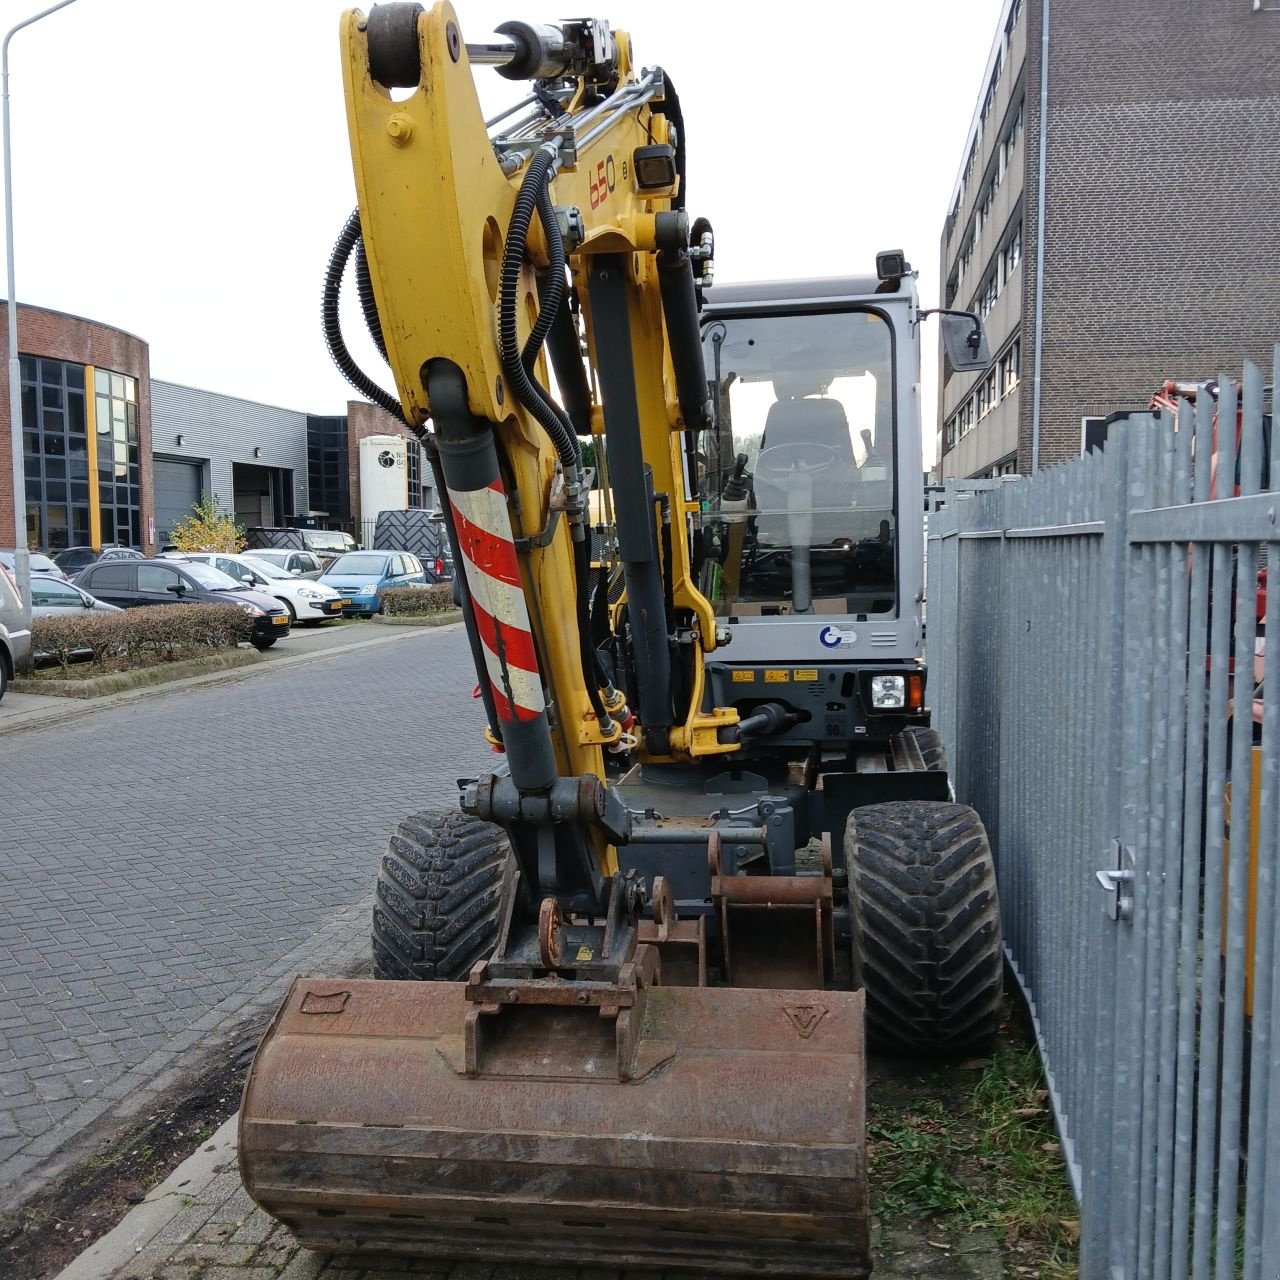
[[938, 0, 1280, 479]]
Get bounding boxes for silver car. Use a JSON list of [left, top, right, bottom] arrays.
[[0, 564, 32, 701], [31, 575, 123, 619]]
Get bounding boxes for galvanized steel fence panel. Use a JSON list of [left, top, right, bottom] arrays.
[[927, 351, 1280, 1279]]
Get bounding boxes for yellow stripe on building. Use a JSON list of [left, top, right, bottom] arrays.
[[84, 365, 101, 549]]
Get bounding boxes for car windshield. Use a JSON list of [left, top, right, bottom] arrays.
[[308, 531, 354, 552], [326, 553, 387, 576], [241, 556, 288, 580], [698, 307, 898, 618], [248, 551, 289, 567], [181, 562, 241, 590]]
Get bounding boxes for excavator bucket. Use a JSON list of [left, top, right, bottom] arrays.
[[239, 977, 870, 1277]]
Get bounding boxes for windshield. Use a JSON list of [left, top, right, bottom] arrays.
[[698, 307, 897, 618], [326, 553, 388, 576], [241, 556, 288, 580], [183, 562, 241, 590], [249, 551, 289, 567], [307, 531, 355, 552]]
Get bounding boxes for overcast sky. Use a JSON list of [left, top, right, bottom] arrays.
[[5, 0, 1002, 466]]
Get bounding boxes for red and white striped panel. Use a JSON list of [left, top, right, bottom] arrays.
[[448, 479, 545, 724]]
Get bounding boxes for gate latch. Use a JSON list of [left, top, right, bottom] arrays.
[[1096, 839, 1135, 922]]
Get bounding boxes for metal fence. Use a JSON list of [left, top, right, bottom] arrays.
[[927, 353, 1280, 1280]]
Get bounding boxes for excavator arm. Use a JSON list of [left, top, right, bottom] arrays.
[[238, 9, 872, 1275]]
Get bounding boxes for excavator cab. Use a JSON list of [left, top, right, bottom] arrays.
[[239, 7, 1001, 1277]]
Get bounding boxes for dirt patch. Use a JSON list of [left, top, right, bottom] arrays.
[[868, 994, 1079, 1278], [0, 1030, 263, 1279]]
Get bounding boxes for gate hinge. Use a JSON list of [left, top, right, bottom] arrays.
[[1096, 839, 1135, 923]]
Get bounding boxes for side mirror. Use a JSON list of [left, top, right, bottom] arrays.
[[291, 568, 302, 576], [940, 311, 991, 373], [166, 583, 186, 595]]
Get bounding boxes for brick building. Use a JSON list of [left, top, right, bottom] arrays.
[[2, 300, 427, 557], [0, 303, 154, 553], [307, 401, 433, 537], [937, 0, 1280, 480]]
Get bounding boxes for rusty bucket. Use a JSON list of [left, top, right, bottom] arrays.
[[239, 977, 870, 1277]]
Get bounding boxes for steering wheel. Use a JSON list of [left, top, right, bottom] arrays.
[[755, 441, 841, 473]]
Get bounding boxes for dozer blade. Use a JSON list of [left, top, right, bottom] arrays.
[[239, 977, 870, 1278]]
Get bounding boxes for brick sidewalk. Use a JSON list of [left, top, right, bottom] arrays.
[[0, 626, 489, 1207]]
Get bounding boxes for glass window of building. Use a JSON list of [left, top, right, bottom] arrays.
[[21, 356, 90, 552], [1000, 340, 1021, 395], [407, 440, 423, 508], [95, 368, 141, 548]]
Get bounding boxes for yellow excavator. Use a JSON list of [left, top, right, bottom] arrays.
[[239, 7, 1003, 1275]]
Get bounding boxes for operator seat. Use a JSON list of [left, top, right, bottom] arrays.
[[759, 396, 855, 467]]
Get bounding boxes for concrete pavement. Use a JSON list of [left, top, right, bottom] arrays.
[[0, 624, 490, 1206]]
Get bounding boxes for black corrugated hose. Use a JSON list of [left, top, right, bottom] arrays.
[[354, 236, 389, 363], [499, 147, 580, 469], [322, 208, 406, 424]]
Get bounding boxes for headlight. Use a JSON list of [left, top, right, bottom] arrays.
[[297, 587, 323, 600], [870, 675, 906, 709], [239, 603, 266, 618], [363, 583, 381, 593]]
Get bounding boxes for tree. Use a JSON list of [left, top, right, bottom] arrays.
[[168, 496, 246, 553]]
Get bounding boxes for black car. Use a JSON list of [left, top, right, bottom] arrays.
[[73, 558, 291, 649], [52, 544, 141, 575]]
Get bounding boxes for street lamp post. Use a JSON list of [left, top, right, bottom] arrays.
[[4, 0, 79, 633]]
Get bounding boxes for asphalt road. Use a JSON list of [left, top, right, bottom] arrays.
[[0, 625, 489, 1203]]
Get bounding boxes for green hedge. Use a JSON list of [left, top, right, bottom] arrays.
[[32, 604, 253, 673], [381, 583, 454, 616]]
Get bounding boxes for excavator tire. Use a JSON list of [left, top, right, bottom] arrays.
[[372, 807, 511, 981], [845, 800, 1001, 1056], [900, 725, 948, 773]]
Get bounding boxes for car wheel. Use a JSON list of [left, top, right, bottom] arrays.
[[281, 599, 297, 623], [253, 637, 278, 651], [0, 651, 9, 702]]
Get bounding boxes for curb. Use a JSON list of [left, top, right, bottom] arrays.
[[372, 610, 463, 627], [0, 622, 462, 736], [52, 1113, 239, 1280], [13, 648, 264, 698]]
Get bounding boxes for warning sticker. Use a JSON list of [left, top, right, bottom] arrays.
[[793, 669, 819, 682], [575, 946, 594, 962], [732, 670, 754, 683], [764, 669, 789, 683]]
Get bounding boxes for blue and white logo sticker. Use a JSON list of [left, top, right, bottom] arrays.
[[819, 625, 858, 649]]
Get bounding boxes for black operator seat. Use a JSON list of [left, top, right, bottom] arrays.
[[759, 396, 855, 468]]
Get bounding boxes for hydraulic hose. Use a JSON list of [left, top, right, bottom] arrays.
[[573, 533, 612, 729], [354, 235, 388, 363], [499, 147, 580, 468], [322, 208, 405, 424], [522, 180, 567, 377]]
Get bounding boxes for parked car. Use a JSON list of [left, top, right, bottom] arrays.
[[181, 553, 348, 624], [239, 548, 326, 580], [51, 545, 140, 576], [244, 527, 359, 568], [0, 562, 32, 700], [318, 551, 428, 616], [1, 550, 69, 581], [31, 576, 122, 619], [73, 559, 291, 649], [29, 577, 122, 666]]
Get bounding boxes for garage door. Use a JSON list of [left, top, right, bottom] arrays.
[[153, 458, 203, 548]]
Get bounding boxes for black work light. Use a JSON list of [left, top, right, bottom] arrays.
[[633, 144, 677, 190], [876, 250, 910, 280]]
